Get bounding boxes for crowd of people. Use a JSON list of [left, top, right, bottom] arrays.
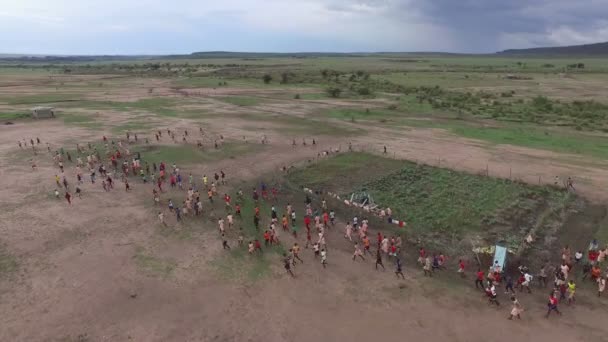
[[23, 128, 608, 321]]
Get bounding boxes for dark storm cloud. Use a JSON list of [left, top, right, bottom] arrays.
[[321, 0, 608, 51]]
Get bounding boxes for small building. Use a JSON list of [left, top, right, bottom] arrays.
[[31, 106, 56, 119]]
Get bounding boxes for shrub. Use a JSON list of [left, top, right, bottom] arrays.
[[326, 87, 342, 98]]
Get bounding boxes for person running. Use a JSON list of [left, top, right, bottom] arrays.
[[283, 253, 295, 277], [475, 269, 485, 289], [305, 228, 312, 249], [312, 242, 320, 258], [538, 265, 548, 288], [375, 249, 385, 270], [329, 210, 335, 226], [227, 214, 234, 229], [353, 243, 365, 261], [263, 231, 271, 247], [423, 256, 433, 277], [218, 218, 225, 234], [175, 207, 181, 222], [505, 276, 515, 294], [304, 215, 311, 232], [508, 296, 522, 320], [458, 259, 466, 278], [238, 230, 244, 247], [486, 283, 500, 306], [344, 222, 353, 241], [64, 191, 72, 205], [546, 292, 561, 318], [521, 272, 533, 294], [253, 215, 260, 231], [292, 243, 303, 264], [282, 215, 289, 232], [222, 234, 231, 250], [362, 235, 372, 256], [567, 280, 576, 305], [75, 186, 82, 199], [320, 249, 327, 268], [598, 276, 606, 297], [158, 212, 166, 226], [395, 258, 405, 279]]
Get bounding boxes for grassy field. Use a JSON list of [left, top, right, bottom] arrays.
[[62, 113, 103, 129], [136, 143, 265, 166], [287, 152, 406, 193], [217, 96, 261, 107], [399, 118, 608, 159], [0, 93, 81, 105], [0, 111, 30, 120], [0, 242, 18, 279], [2, 53, 608, 162]]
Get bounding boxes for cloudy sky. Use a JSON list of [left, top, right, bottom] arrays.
[[1, 0, 608, 54]]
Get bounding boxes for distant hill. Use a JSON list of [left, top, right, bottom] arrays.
[[498, 41, 608, 56]]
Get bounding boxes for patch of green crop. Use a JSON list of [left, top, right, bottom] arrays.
[[365, 161, 565, 234]]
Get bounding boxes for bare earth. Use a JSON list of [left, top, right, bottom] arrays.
[[1, 79, 608, 341]]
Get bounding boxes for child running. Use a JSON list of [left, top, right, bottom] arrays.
[[353, 243, 365, 261], [375, 249, 385, 270], [395, 258, 405, 279]]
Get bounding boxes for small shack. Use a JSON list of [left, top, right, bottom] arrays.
[[31, 106, 56, 119]]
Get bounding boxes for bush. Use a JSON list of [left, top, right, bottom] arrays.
[[326, 87, 342, 98], [294, 94, 300, 99], [357, 87, 371, 96], [262, 74, 272, 84]]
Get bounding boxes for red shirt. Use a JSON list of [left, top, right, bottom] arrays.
[[459, 261, 465, 270], [323, 213, 329, 222], [304, 216, 311, 225], [224, 195, 231, 203], [477, 271, 484, 280], [419, 249, 425, 258]]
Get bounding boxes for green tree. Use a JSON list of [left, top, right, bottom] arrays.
[[263, 74, 272, 84]]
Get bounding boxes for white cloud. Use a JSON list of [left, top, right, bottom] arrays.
[[0, 0, 606, 54]]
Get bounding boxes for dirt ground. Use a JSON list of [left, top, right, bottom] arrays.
[[1, 76, 608, 342]]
